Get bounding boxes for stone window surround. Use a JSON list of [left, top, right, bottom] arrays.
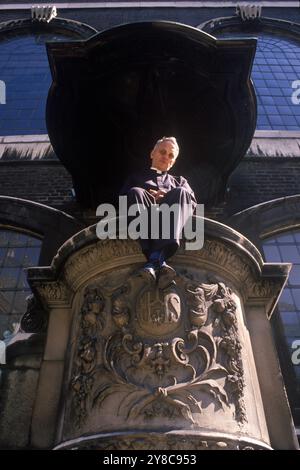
[[0, 196, 83, 265], [0, 17, 97, 39], [227, 194, 300, 433], [199, 16, 300, 133]]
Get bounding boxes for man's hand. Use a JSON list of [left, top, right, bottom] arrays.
[[149, 189, 167, 202]]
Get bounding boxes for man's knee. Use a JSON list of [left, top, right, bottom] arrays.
[[171, 187, 189, 194], [166, 187, 190, 200]]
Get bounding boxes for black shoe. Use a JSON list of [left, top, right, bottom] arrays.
[[139, 262, 157, 283], [158, 262, 176, 289]]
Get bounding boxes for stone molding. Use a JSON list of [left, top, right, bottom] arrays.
[[54, 431, 272, 450], [0, 195, 83, 265], [227, 194, 300, 245], [26, 218, 289, 315], [0, 16, 96, 38], [199, 15, 300, 41]]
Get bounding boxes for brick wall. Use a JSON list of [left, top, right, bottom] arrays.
[[0, 161, 79, 213], [2, 157, 300, 223], [226, 157, 300, 217]]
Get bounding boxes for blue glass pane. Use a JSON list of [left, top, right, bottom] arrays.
[[0, 32, 76, 136], [0, 267, 20, 289], [291, 289, 300, 310], [0, 248, 6, 266], [276, 233, 294, 243], [0, 290, 14, 314], [13, 290, 30, 314], [0, 231, 10, 247], [263, 245, 281, 262], [280, 312, 300, 325], [4, 247, 26, 267], [279, 245, 300, 263], [288, 265, 300, 286]]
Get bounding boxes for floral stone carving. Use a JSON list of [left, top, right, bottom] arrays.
[[67, 270, 246, 434]]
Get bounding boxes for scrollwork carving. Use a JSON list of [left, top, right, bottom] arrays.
[[64, 240, 140, 287], [36, 280, 71, 303], [20, 294, 48, 333], [68, 269, 247, 433], [61, 434, 268, 450], [70, 285, 106, 426], [211, 283, 246, 423]]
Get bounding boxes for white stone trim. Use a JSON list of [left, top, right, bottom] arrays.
[[0, 134, 49, 143], [248, 133, 300, 157], [0, 2, 299, 10], [254, 130, 300, 138], [1, 132, 300, 143]]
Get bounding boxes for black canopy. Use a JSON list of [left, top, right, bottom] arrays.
[[46, 21, 257, 208]]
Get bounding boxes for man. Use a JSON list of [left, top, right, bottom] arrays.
[[120, 137, 197, 287]]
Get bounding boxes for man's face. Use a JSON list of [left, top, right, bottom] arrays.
[[150, 141, 178, 172]]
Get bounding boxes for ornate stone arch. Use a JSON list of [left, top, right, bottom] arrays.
[[0, 196, 83, 265], [198, 15, 300, 42], [0, 16, 97, 40], [227, 194, 300, 250], [228, 195, 300, 434]]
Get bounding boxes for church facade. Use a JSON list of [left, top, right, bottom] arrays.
[[0, 1, 299, 449]]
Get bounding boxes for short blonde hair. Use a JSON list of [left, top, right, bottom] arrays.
[[153, 136, 179, 157]]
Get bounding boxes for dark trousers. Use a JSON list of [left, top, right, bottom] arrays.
[[126, 186, 195, 260]]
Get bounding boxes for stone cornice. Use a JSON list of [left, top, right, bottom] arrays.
[[26, 218, 290, 315], [0, 16, 97, 38]]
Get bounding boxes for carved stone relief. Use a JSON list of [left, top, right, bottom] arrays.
[[67, 268, 246, 436], [20, 294, 48, 334], [57, 238, 277, 304]]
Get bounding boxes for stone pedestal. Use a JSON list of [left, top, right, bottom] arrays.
[[26, 219, 298, 450]]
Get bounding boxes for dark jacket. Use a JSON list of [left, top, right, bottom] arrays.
[[120, 168, 197, 205]]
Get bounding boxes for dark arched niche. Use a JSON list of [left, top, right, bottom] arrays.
[[46, 21, 257, 208]]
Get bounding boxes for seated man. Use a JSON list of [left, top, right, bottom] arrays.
[[120, 137, 197, 286]]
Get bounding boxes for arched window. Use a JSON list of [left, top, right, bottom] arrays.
[[214, 32, 300, 131], [0, 228, 42, 337], [262, 230, 300, 425], [0, 31, 76, 136], [0, 19, 96, 137]]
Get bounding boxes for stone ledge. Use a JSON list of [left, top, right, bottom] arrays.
[[54, 430, 273, 450]]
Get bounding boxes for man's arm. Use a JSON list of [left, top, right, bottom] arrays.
[[179, 176, 197, 206]]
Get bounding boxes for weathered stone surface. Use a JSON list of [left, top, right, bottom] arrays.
[[31, 360, 64, 449], [64, 273, 248, 440], [24, 220, 298, 449], [55, 431, 271, 451], [0, 368, 39, 448]]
